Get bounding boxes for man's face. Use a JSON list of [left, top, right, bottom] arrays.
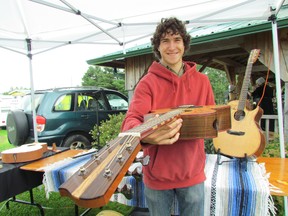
[[158, 31, 185, 69]]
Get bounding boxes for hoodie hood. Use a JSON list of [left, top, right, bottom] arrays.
[[148, 61, 197, 81], [147, 61, 197, 93]]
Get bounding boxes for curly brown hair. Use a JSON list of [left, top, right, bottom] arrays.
[[151, 17, 191, 60]]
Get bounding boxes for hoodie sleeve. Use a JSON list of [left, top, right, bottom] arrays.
[[121, 78, 152, 132]]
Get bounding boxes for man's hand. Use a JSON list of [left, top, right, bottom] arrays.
[[141, 117, 183, 145]]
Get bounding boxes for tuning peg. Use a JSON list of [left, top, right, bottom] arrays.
[[103, 167, 113, 179]]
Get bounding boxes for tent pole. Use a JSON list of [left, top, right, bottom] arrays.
[[271, 17, 287, 215], [26, 39, 38, 143]]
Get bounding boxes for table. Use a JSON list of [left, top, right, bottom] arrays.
[[0, 148, 70, 215], [20, 149, 89, 215], [5, 150, 288, 216], [0, 159, 43, 202], [20, 149, 84, 172], [0, 148, 68, 202], [23, 152, 277, 216], [23, 152, 287, 195], [257, 157, 288, 196]]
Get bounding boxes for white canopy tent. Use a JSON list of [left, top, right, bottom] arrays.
[[0, 0, 287, 212], [0, 0, 286, 54]]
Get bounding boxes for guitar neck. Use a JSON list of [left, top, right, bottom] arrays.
[[238, 63, 252, 111], [237, 49, 260, 111], [119, 109, 183, 138]]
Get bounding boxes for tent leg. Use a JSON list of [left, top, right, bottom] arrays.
[[271, 17, 287, 216], [26, 39, 38, 143]]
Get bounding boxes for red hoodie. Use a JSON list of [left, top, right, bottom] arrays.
[[121, 61, 215, 190]]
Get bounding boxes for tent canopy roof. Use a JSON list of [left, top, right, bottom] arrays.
[[87, 4, 288, 68], [0, 0, 287, 55]]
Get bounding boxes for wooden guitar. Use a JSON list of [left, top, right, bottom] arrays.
[[146, 105, 231, 139], [1, 142, 48, 163], [213, 49, 266, 158], [59, 105, 231, 208]]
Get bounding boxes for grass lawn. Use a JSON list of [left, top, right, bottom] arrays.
[[0, 128, 13, 152], [0, 129, 134, 215]]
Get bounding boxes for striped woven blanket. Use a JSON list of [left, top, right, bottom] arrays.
[[42, 153, 274, 215], [204, 154, 274, 216]]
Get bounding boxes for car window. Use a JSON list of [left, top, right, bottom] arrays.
[[106, 93, 128, 110], [77, 93, 107, 111], [77, 95, 88, 111], [53, 94, 73, 111], [22, 93, 44, 112]]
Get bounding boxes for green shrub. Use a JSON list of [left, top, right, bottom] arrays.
[[205, 138, 216, 154], [90, 113, 126, 149], [262, 133, 288, 158]]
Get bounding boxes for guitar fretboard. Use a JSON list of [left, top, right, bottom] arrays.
[[237, 49, 260, 112], [119, 109, 183, 138]]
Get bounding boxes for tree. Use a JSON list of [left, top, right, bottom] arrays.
[[204, 67, 229, 104], [82, 66, 127, 95]]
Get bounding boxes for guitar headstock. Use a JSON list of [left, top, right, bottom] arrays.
[[248, 49, 260, 64]]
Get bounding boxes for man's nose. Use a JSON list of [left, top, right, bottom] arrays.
[[167, 41, 176, 49]]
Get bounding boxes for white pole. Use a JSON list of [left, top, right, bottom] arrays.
[[26, 39, 38, 143], [271, 17, 287, 216]]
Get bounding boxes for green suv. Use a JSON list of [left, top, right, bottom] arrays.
[[6, 87, 128, 149]]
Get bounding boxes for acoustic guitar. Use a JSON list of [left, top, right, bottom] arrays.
[[146, 105, 231, 139], [213, 49, 266, 158], [59, 105, 231, 208]]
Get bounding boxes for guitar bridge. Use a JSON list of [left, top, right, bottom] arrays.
[[227, 130, 245, 136]]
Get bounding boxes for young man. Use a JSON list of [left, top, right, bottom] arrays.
[[121, 17, 215, 215]]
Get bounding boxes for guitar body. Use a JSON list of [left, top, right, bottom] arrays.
[[213, 100, 266, 158], [148, 105, 231, 139]]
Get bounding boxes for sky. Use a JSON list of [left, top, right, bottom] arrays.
[[0, 44, 123, 94]]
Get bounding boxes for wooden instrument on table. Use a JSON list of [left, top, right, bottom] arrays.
[[1, 142, 48, 163], [59, 105, 231, 208], [213, 49, 266, 158]]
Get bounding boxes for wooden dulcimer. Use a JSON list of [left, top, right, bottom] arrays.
[[59, 105, 231, 208], [1, 142, 48, 163]]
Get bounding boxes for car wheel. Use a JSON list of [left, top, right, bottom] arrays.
[[62, 134, 91, 149], [6, 110, 29, 146]]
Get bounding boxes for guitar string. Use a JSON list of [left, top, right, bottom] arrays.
[[76, 137, 120, 169], [80, 135, 134, 170]]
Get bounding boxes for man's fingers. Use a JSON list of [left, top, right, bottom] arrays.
[[157, 132, 181, 145], [141, 118, 183, 145], [158, 119, 182, 137]]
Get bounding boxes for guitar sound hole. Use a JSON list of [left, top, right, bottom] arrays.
[[234, 110, 245, 121], [213, 120, 219, 130]]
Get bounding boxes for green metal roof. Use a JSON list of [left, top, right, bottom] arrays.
[[87, 5, 288, 66]]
